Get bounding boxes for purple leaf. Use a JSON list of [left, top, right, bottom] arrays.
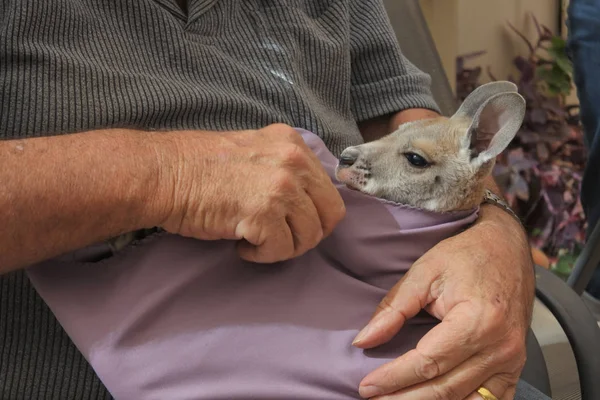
[[493, 164, 510, 176], [536, 142, 550, 161], [570, 147, 587, 165], [508, 148, 525, 163], [518, 129, 540, 144], [542, 25, 554, 41], [513, 174, 530, 201], [538, 215, 555, 242], [511, 157, 537, 171], [572, 199, 584, 217], [564, 190, 574, 203], [561, 222, 580, 243], [514, 56, 535, 81], [519, 82, 538, 102], [546, 188, 565, 211], [558, 123, 571, 139], [542, 99, 566, 116], [530, 108, 548, 125]]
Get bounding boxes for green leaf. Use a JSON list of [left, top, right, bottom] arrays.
[[536, 65, 571, 96], [546, 37, 573, 75], [551, 252, 578, 280], [555, 55, 573, 76], [550, 36, 567, 52], [536, 65, 552, 81]]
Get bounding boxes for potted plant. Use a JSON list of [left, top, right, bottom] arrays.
[[456, 14, 587, 279]]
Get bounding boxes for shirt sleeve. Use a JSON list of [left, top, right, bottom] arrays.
[[349, 0, 440, 122]]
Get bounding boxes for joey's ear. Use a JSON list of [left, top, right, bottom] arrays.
[[463, 91, 526, 166], [452, 81, 518, 119]]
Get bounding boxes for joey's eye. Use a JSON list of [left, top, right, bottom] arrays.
[[404, 152, 429, 168]]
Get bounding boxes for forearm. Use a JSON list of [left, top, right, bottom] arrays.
[[358, 108, 440, 142], [0, 130, 171, 273], [473, 199, 535, 320]]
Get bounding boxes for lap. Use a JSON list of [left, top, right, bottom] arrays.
[[515, 379, 551, 400]]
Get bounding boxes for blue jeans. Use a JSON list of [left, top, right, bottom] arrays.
[[568, 0, 600, 298]]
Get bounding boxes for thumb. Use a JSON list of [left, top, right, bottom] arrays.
[[352, 267, 437, 349]]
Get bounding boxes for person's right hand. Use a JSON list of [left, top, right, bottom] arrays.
[[152, 123, 346, 263]]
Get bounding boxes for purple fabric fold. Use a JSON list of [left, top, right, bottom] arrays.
[[27, 129, 478, 400]]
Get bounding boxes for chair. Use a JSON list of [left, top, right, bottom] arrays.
[[382, 2, 600, 399], [1, 2, 599, 399]]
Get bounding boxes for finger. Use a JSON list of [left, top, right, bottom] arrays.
[[236, 217, 295, 263], [500, 384, 517, 400], [352, 266, 437, 348], [366, 352, 508, 400], [285, 190, 324, 257], [303, 170, 345, 238], [287, 135, 346, 238], [359, 302, 492, 395], [275, 130, 345, 239], [464, 376, 515, 400]]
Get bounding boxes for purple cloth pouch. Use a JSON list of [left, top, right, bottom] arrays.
[[26, 129, 478, 400]]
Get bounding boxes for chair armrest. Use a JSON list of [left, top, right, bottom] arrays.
[[535, 265, 600, 400], [521, 328, 552, 397]]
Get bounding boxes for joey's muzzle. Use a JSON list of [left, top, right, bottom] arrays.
[[335, 146, 370, 191], [338, 147, 360, 167]]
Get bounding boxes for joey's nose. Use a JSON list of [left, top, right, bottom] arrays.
[[339, 148, 360, 167]]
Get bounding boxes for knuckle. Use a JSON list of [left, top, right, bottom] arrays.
[[515, 352, 527, 372], [488, 299, 510, 321], [378, 369, 405, 392], [376, 295, 396, 314], [415, 351, 441, 381], [430, 384, 460, 400], [295, 228, 323, 254], [270, 170, 299, 197], [322, 205, 345, 236], [268, 122, 293, 133], [280, 143, 309, 167], [497, 371, 521, 387], [332, 194, 346, 218], [275, 124, 302, 142], [477, 302, 507, 337], [501, 333, 526, 362], [486, 335, 526, 372]]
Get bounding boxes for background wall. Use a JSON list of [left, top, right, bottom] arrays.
[[418, 0, 560, 94]]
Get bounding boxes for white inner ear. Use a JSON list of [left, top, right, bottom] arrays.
[[467, 93, 526, 166], [453, 81, 518, 119]]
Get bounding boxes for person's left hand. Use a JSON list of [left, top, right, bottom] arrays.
[[352, 205, 535, 400]]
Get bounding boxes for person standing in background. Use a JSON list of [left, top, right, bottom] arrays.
[[568, 0, 600, 317]]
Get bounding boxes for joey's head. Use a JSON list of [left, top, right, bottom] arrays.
[[335, 81, 526, 212]]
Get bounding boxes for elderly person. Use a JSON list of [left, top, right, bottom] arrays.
[[568, 0, 600, 318], [0, 1, 542, 399]]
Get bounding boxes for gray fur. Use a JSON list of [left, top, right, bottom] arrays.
[[335, 82, 526, 212]]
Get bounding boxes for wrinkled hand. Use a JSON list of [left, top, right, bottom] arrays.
[[154, 123, 345, 263], [353, 206, 535, 400]]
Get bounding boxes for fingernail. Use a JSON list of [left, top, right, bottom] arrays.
[[352, 324, 372, 345], [353, 315, 387, 345], [359, 385, 383, 398]]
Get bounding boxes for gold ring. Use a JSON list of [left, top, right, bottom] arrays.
[[477, 387, 498, 400]]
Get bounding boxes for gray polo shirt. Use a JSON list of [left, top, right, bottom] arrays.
[[0, 0, 438, 155], [0, 0, 438, 398]]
